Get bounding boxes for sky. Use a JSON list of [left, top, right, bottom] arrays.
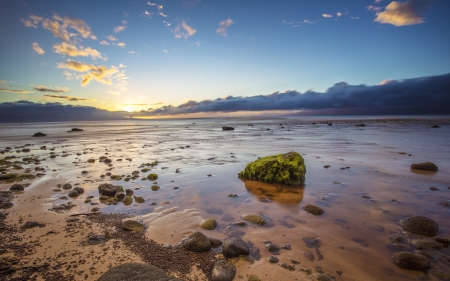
[[0, 0, 449, 120]]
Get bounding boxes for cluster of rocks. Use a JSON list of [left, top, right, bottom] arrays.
[[97, 183, 145, 206]]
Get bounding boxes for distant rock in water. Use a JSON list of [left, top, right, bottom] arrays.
[[222, 126, 234, 131], [431, 125, 440, 128], [238, 152, 306, 186], [392, 252, 431, 271], [32, 132, 46, 137], [411, 162, 438, 172], [304, 204, 324, 215], [355, 124, 365, 127], [399, 216, 439, 236], [68, 128, 83, 132]]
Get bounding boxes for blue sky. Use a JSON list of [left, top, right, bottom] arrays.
[[0, 0, 449, 116]]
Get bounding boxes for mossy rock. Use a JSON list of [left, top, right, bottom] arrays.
[[238, 152, 306, 186], [134, 196, 145, 203], [242, 214, 266, 225], [147, 173, 158, 181], [200, 218, 218, 230], [151, 185, 160, 191], [110, 175, 122, 180], [18, 173, 36, 180], [123, 196, 133, 206], [0, 174, 17, 181]]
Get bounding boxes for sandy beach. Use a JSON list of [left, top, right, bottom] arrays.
[[1, 116, 450, 281]]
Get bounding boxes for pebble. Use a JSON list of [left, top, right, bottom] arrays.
[[211, 260, 236, 281], [280, 263, 295, 271], [392, 252, 431, 271], [304, 204, 324, 215], [266, 243, 280, 252], [268, 256, 279, 263]]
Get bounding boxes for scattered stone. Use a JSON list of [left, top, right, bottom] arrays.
[[431, 125, 440, 128], [268, 256, 279, 263], [392, 252, 431, 271], [430, 187, 439, 191], [125, 188, 134, 196], [304, 204, 324, 215], [228, 194, 238, 197], [98, 183, 120, 197], [282, 244, 292, 250], [10, 184, 24, 192], [281, 263, 295, 271], [390, 234, 404, 243], [232, 221, 246, 226], [266, 243, 280, 252], [248, 275, 262, 281], [355, 124, 366, 127], [300, 268, 312, 275], [134, 196, 145, 203], [433, 270, 450, 279], [150, 201, 157, 205], [69, 128, 83, 132], [97, 263, 183, 281], [222, 237, 250, 258], [433, 237, 450, 248], [399, 216, 439, 236], [115, 191, 125, 200], [201, 218, 218, 230], [242, 214, 266, 225], [414, 251, 434, 259], [68, 190, 79, 197], [440, 202, 450, 208], [222, 126, 235, 131], [123, 196, 133, 206], [147, 173, 158, 181], [304, 252, 315, 261], [238, 152, 306, 186], [151, 185, 160, 191], [411, 239, 442, 250], [32, 132, 46, 137], [62, 183, 72, 190], [183, 231, 211, 252], [411, 162, 438, 172], [209, 237, 222, 247], [211, 260, 236, 281], [323, 165, 330, 168], [315, 274, 334, 281], [291, 259, 300, 264], [73, 187, 84, 194], [123, 220, 146, 231]]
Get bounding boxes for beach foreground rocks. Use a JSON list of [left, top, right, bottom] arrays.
[[97, 262, 183, 281], [222, 237, 250, 258], [411, 162, 438, 172], [399, 216, 439, 236], [211, 260, 236, 281], [392, 252, 431, 271], [238, 152, 306, 186], [183, 231, 211, 252]]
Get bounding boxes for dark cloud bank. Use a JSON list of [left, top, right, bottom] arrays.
[[1, 73, 449, 123]]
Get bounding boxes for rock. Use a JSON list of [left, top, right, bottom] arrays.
[[238, 152, 306, 186], [123, 220, 146, 231], [0, 174, 17, 181], [73, 187, 84, 194], [97, 263, 183, 281], [69, 128, 83, 132], [315, 274, 334, 281], [411, 162, 438, 172], [232, 221, 246, 226], [242, 214, 266, 225], [183, 231, 211, 252], [412, 239, 442, 250], [268, 256, 279, 263], [300, 268, 312, 275], [392, 252, 431, 271], [248, 275, 262, 281], [266, 243, 280, 252], [222, 237, 249, 258], [399, 216, 439, 236], [304, 204, 324, 215], [68, 190, 79, 197], [355, 124, 366, 127], [123, 196, 133, 205], [433, 270, 450, 279], [434, 237, 450, 248], [414, 250, 434, 259], [431, 125, 440, 128], [21, 221, 45, 229], [32, 132, 46, 137], [147, 173, 158, 181], [304, 252, 315, 261], [211, 260, 236, 281], [281, 263, 295, 271], [125, 189, 134, 196], [98, 183, 120, 197], [390, 234, 404, 243], [222, 126, 235, 131], [62, 183, 72, 190], [282, 244, 292, 250], [209, 237, 222, 247], [430, 187, 439, 191], [134, 196, 145, 203], [228, 194, 238, 197], [10, 184, 24, 192], [151, 185, 160, 191], [323, 165, 330, 168], [201, 218, 217, 230], [115, 191, 125, 200]]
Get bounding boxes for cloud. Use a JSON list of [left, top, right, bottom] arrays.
[[283, 19, 320, 28], [0, 80, 7, 84], [172, 21, 196, 39], [53, 42, 105, 60], [163, 49, 169, 54], [108, 91, 121, 95], [21, 15, 43, 28], [367, 5, 382, 12], [337, 12, 342, 17], [100, 40, 110, 45], [32, 42, 45, 55], [114, 25, 126, 33], [33, 85, 70, 93], [374, 0, 427, 26], [137, 73, 450, 116], [124, 104, 147, 106], [119, 63, 126, 68], [107, 35, 118, 41], [57, 60, 119, 86], [378, 79, 397, 85], [350, 16, 360, 20], [0, 88, 32, 94], [128, 51, 140, 55], [322, 14, 333, 18], [0, 100, 126, 123], [117, 42, 126, 48], [375, 0, 383, 3], [43, 94, 91, 101], [216, 19, 234, 37]]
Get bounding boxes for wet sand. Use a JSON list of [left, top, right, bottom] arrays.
[[1, 117, 450, 280]]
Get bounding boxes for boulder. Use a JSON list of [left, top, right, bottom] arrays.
[[238, 152, 306, 186], [123, 196, 133, 206], [200, 218, 218, 230], [62, 183, 72, 190], [123, 220, 146, 231], [399, 216, 439, 236], [73, 187, 84, 194], [147, 173, 158, 181], [242, 214, 266, 225], [98, 183, 120, 197], [411, 162, 438, 172], [97, 263, 183, 281], [392, 252, 431, 271], [304, 204, 324, 215], [222, 237, 249, 258], [10, 184, 24, 192], [32, 132, 46, 137], [211, 260, 236, 281], [68, 190, 79, 198], [183, 231, 211, 252], [134, 196, 145, 203], [222, 126, 235, 131]]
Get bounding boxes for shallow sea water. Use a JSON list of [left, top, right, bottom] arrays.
[[1, 117, 450, 280]]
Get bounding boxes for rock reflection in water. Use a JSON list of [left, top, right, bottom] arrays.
[[242, 179, 304, 205]]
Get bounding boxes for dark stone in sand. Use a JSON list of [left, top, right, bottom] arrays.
[[98, 183, 120, 197], [268, 256, 279, 263], [242, 214, 266, 225], [125, 188, 134, 196], [411, 162, 438, 172], [430, 187, 439, 191], [433, 237, 450, 248], [69, 128, 83, 132], [211, 260, 236, 281], [97, 262, 183, 281], [73, 187, 84, 194], [22, 221, 45, 229], [209, 236, 222, 247], [10, 184, 24, 192], [281, 263, 295, 271], [304, 204, 324, 215], [0, 211, 8, 221], [304, 252, 315, 261], [390, 234, 405, 243], [431, 125, 440, 128], [248, 275, 262, 281], [411, 239, 442, 250], [183, 231, 211, 252], [282, 244, 292, 250], [147, 173, 158, 181], [68, 190, 79, 197], [134, 196, 145, 203], [62, 183, 72, 190], [123, 220, 146, 231], [392, 252, 431, 271], [433, 270, 450, 279], [201, 218, 217, 230], [414, 250, 434, 260], [32, 132, 46, 137], [400, 216, 439, 236], [266, 243, 280, 252], [0, 174, 17, 181], [222, 237, 250, 258], [323, 165, 330, 168], [316, 274, 334, 281], [123, 196, 133, 206], [151, 185, 160, 191], [355, 124, 366, 127], [222, 126, 235, 131]]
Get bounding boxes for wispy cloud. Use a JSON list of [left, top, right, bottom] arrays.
[[144, 2, 171, 25], [172, 21, 196, 39], [32, 42, 45, 55], [0, 80, 7, 85], [57, 60, 119, 86], [53, 42, 105, 60], [117, 42, 126, 48], [128, 51, 140, 56], [337, 12, 342, 17], [43, 94, 92, 101], [100, 40, 109, 45], [0, 88, 32, 94], [107, 35, 117, 41], [114, 20, 128, 33], [108, 91, 121, 95], [163, 49, 169, 54], [21, 15, 43, 28], [33, 85, 70, 93], [216, 19, 234, 37], [322, 14, 333, 18], [374, 0, 428, 26], [283, 19, 320, 28]]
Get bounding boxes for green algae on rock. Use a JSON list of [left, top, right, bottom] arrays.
[[238, 152, 306, 186], [200, 218, 218, 230]]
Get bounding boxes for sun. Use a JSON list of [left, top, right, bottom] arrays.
[[121, 105, 135, 112]]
